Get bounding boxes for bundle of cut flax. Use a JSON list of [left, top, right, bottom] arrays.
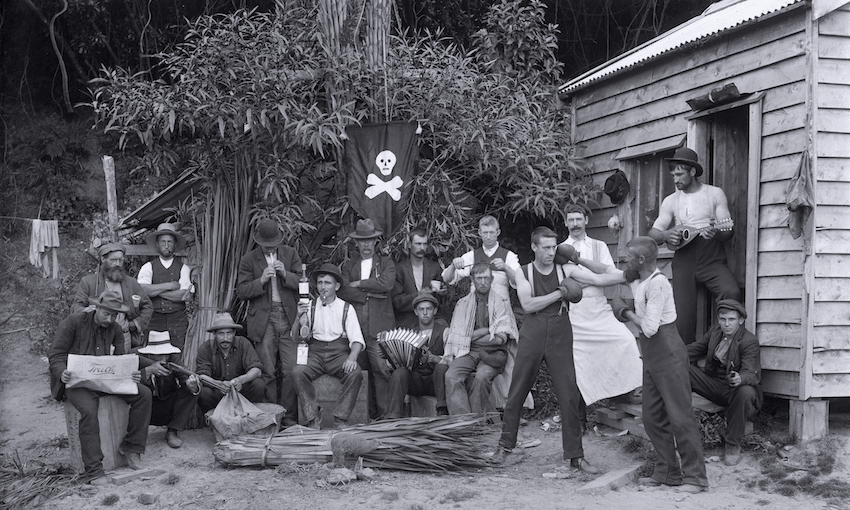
[[213, 414, 495, 472]]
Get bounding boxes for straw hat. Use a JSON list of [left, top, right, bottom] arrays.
[[665, 147, 704, 177], [88, 290, 130, 314], [145, 223, 187, 252], [138, 331, 181, 355], [253, 219, 284, 247], [349, 219, 383, 240], [206, 312, 243, 332]]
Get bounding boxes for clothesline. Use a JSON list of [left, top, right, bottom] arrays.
[[0, 215, 91, 224]]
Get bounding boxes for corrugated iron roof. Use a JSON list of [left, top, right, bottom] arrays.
[[559, 0, 806, 95]]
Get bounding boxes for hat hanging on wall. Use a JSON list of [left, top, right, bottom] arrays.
[[604, 169, 630, 205]]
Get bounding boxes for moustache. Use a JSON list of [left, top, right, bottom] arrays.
[[104, 266, 126, 282]]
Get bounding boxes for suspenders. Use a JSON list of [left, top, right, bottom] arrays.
[[309, 300, 350, 339]]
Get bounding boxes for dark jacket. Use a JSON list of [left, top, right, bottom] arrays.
[[236, 245, 303, 343], [338, 253, 396, 339], [392, 256, 444, 329], [47, 311, 154, 401], [71, 273, 153, 345], [415, 321, 447, 376], [141, 352, 189, 401], [196, 336, 263, 381], [688, 325, 762, 394]]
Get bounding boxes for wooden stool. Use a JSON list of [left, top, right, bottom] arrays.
[[314, 373, 369, 428], [64, 395, 129, 472]]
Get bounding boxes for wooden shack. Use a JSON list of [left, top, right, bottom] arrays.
[[558, 0, 850, 440]]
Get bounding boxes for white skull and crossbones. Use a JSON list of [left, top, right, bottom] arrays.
[[365, 150, 403, 201]]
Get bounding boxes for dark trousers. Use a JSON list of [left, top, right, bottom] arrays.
[[357, 335, 390, 418], [147, 310, 189, 350], [499, 312, 584, 460], [149, 387, 199, 431], [64, 385, 152, 477], [672, 238, 742, 345], [689, 366, 760, 446], [198, 378, 265, 414], [255, 304, 295, 416], [640, 324, 708, 487], [292, 338, 363, 424], [385, 364, 448, 419]]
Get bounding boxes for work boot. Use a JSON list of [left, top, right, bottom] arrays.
[[333, 416, 349, 429], [436, 406, 449, 416], [637, 476, 663, 487], [677, 484, 708, 494], [306, 413, 323, 430], [489, 447, 510, 464], [724, 444, 742, 466], [569, 457, 602, 475], [117, 445, 142, 470], [89, 475, 110, 486], [166, 429, 183, 449]]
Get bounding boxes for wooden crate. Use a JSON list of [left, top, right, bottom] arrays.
[[64, 396, 129, 472]]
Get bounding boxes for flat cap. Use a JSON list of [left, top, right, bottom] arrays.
[[717, 299, 747, 319]]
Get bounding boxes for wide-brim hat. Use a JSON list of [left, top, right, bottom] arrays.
[[412, 292, 439, 308], [88, 290, 130, 314], [145, 223, 187, 252], [665, 147, 704, 177], [603, 169, 631, 205], [717, 299, 747, 319], [253, 219, 284, 247], [349, 219, 383, 239], [138, 331, 181, 355], [206, 312, 243, 332], [98, 243, 127, 258], [311, 263, 343, 284]]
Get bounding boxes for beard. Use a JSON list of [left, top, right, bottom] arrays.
[[103, 266, 126, 283]]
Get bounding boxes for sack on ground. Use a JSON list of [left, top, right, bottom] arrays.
[[208, 387, 276, 440], [66, 354, 139, 395]]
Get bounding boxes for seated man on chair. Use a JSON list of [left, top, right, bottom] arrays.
[[292, 263, 365, 429], [443, 263, 518, 415], [385, 292, 448, 418], [687, 299, 762, 466], [48, 290, 153, 484], [137, 331, 200, 449], [195, 312, 264, 414]]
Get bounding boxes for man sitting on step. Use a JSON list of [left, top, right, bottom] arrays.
[[687, 299, 762, 466], [48, 290, 153, 484], [385, 292, 448, 418], [292, 263, 365, 429]]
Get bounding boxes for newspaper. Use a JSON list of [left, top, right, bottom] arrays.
[[66, 354, 139, 395]]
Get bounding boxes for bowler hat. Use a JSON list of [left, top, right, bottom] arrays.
[[206, 312, 243, 332], [311, 263, 343, 284], [603, 169, 630, 205], [412, 292, 439, 308], [146, 223, 187, 252], [88, 290, 130, 314], [253, 219, 284, 247], [349, 219, 383, 240], [666, 147, 704, 177], [138, 331, 181, 355], [717, 299, 747, 319], [98, 243, 127, 258]]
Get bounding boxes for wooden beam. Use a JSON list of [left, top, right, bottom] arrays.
[[789, 399, 829, 441], [761, 369, 800, 397], [810, 373, 850, 397], [747, 97, 763, 330], [800, 7, 816, 401]]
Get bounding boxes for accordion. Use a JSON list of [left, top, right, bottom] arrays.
[[377, 328, 429, 370]]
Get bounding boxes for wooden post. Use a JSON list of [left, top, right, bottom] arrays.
[[102, 155, 118, 241], [789, 398, 829, 442]]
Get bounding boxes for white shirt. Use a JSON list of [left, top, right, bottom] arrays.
[[308, 297, 366, 349], [137, 257, 191, 289], [560, 235, 614, 300], [442, 243, 519, 298], [360, 258, 374, 280], [628, 269, 677, 338]]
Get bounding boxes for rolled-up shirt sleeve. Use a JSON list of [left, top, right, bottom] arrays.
[[639, 280, 665, 338], [345, 307, 366, 350]]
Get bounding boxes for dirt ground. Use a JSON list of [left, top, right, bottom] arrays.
[[2, 231, 849, 510]]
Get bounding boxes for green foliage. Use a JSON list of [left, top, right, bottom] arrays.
[[0, 111, 102, 223]]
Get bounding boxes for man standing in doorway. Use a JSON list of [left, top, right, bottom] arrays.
[[236, 219, 303, 423], [138, 224, 192, 350], [649, 147, 741, 344]]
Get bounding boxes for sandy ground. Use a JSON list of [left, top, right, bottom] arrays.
[[2, 239, 849, 510]]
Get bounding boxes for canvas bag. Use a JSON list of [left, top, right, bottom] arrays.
[[208, 387, 276, 440]]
